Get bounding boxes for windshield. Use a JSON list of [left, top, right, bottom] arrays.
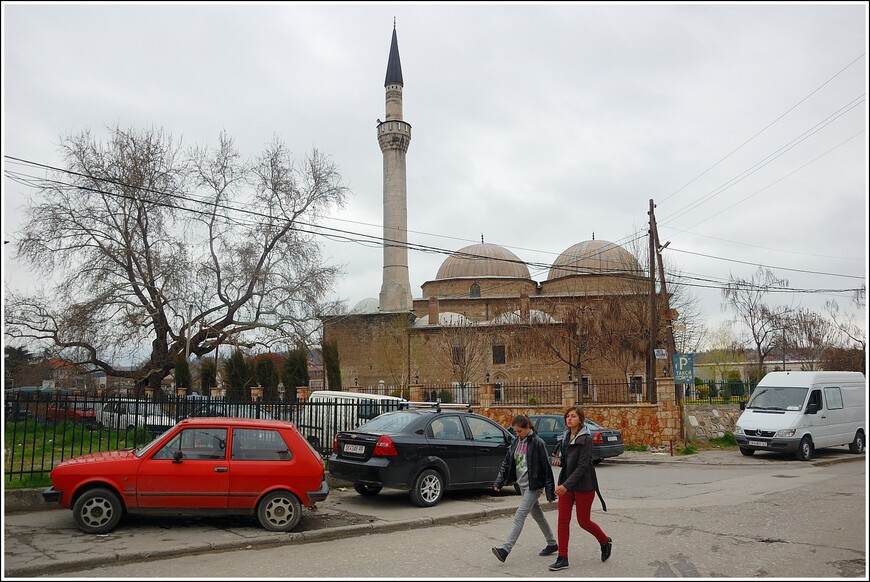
[[134, 426, 175, 457], [746, 386, 808, 411], [356, 411, 418, 433]]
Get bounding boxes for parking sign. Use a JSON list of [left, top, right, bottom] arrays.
[[672, 353, 694, 384]]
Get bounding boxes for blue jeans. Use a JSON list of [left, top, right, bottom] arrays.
[[501, 487, 556, 553]]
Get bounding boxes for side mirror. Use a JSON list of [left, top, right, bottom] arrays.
[[805, 403, 820, 415], [172, 450, 184, 463]]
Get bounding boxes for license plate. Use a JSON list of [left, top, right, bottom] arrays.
[[748, 440, 767, 447], [607, 436, 618, 442], [343, 443, 365, 454]]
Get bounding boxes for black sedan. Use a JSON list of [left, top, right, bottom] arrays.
[[328, 406, 515, 507], [523, 414, 624, 464]]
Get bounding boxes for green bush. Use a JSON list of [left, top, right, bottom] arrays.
[[437, 389, 454, 404], [678, 444, 698, 455], [528, 396, 539, 405]]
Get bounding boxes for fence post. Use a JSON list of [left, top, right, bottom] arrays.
[[480, 382, 494, 408], [561, 381, 576, 409]]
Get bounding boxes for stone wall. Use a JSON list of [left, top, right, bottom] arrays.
[[685, 404, 742, 440]]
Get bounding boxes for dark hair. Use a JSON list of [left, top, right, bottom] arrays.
[[563, 405, 585, 426], [511, 414, 531, 429]]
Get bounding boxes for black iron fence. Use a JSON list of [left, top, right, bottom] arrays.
[[2, 391, 406, 485], [683, 380, 757, 405]]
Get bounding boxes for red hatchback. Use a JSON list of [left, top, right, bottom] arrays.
[[43, 417, 329, 534]]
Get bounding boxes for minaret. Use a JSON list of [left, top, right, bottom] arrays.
[[378, 23, 413, 312]]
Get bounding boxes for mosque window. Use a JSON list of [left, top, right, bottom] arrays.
[[470, 283, 481, 298], [492, 344, 506, 365]]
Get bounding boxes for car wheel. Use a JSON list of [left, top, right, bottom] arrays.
[[740, 447, 755, 456], [410, 469, 444, 507], [592, 458, 603, 465], [73, 487, 123, 534], [257, 490, 302, 532], [795, 436, 813, 461], [354, 484, 383, 496], [848, 431, 864, 454]]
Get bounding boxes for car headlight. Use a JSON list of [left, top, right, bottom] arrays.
[[733, 427, 744, 436], [775, 429, 796, 438]]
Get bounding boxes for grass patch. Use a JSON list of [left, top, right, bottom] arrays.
[[624, 444, 649, 452], [707, 432, 737, 448], [4, 420, 152, 489], [676, 444, 698, 455]]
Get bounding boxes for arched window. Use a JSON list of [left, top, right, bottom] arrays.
[[470, 283, 481, 298]]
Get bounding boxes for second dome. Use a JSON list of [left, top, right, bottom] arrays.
[[436, 243, 530, 280]]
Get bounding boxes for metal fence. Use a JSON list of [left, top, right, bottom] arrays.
[[683, 380, 757, 405], [2, 391, 406, 484]]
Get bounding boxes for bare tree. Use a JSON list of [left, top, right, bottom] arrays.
[[6, 126, 347, 393], [703, 321, 748, 382], [722, 266, 791, 382], [434, 317, 489, 393], [825, 286, 867, 360], [593, 296, 649, 387], [781, 307, 838, 371]]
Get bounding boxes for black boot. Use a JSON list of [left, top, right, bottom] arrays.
[[601, 537, 612, 562]]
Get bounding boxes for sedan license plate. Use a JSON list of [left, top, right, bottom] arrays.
[[607, 436, 618, 442], [343, 443, 365, 454], [748, 440, 767, 447]]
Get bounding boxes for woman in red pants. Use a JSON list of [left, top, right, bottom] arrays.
[[548, 405, 612, 571]]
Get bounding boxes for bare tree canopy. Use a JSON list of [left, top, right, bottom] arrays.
[[6, 125, 348, 392]]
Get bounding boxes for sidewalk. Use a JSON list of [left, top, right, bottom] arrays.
[[3, 448, 861, 578]]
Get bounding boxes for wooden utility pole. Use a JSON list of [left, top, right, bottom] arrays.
[[648, 199, 657, 404]]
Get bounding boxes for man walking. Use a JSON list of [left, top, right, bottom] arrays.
[[491, 415, 558, 562]]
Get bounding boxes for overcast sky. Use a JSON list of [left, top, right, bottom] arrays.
[[3, 2, 868, 356]]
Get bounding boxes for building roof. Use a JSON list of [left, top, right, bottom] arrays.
[[435, 243, 531, 280], [547, 239, 642, 280]]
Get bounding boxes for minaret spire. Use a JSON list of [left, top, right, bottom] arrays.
[[377, 24, 413, 313]]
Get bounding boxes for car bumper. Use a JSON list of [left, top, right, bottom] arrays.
[[42, 487, 62, 504], [306, 478, 330, 505], [735, 435, 800, 454], [593, 444, 625, 459], [328, 455, 412, 489]]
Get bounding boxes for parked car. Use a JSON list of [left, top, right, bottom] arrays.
[[46, 396, 99, 429], [176, 399, 275, 422], [519, 414, 624, 464], [328, 404, 516, 507], [97, 398, 175, 434], [43, 417, 329, 534]]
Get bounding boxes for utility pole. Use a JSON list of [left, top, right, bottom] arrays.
[[648, 199, 658, 404]]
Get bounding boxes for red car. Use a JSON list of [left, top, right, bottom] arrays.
[[43, 417, 329, 534], [46, 396, 99, 429]]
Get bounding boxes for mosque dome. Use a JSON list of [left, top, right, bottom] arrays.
[[350, 297, 379, 314], [547, 240, 642, 280], [435, 243, 530, 280]]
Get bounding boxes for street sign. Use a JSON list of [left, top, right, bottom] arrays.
[[654, 349, 667, 360], [672, 353, 694, 384]]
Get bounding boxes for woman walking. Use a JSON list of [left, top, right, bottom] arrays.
[[548, 405, 611, 571]]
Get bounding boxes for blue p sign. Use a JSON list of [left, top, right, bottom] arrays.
[[672, 353, 694, 384]]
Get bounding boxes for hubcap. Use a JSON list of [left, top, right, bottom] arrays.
[[81, 497, 113, 527], [421, 475, 441, 502], [265, 497, 294, 526]]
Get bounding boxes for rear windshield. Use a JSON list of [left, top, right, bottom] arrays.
[[357, 411, 419, 433]]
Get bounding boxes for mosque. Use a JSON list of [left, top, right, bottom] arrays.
[[321, 26, 672, 399]]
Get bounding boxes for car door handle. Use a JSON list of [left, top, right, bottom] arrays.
[[214, 466, 228, 472]]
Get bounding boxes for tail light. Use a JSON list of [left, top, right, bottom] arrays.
[[373, 435, 398, 457], [592, 431, 604, 445], [333, 436, 339, 452]]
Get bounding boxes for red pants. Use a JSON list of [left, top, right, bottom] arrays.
[[557, 489, 608, 557]]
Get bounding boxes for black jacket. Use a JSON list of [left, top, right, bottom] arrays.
[[557, 426, 607, 511], [494, 430, 556, 501]]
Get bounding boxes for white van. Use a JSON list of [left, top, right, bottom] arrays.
[[294, 390, 408, 452], [734, 371, 866, 461]]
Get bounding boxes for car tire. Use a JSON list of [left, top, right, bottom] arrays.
[[739, 447, 755, 456], [410, 469, 444, 507], [257, 490, 303, 532], [354, 484, 383, 496], [795, 436, 813, 461], [73, 487, 123, 534], [848, 431, 864, 454], [592, 458, 603, 465]]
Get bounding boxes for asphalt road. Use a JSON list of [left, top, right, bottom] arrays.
[[28, 453, 866, 579]]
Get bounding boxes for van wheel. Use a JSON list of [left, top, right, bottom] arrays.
[[739, 447, 755, 456], [410, 469, 443, 507], [73, 487, 123, 534], [257, 490, 302, 532], [848, 431, 864, 454], [354, 484, 382, 496], [795, 436, 813, 461]]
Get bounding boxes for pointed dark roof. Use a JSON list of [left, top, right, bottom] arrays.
[[384, 25, 403, 87]]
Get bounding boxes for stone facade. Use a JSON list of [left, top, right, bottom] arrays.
[[685, 404, 742, 440]]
